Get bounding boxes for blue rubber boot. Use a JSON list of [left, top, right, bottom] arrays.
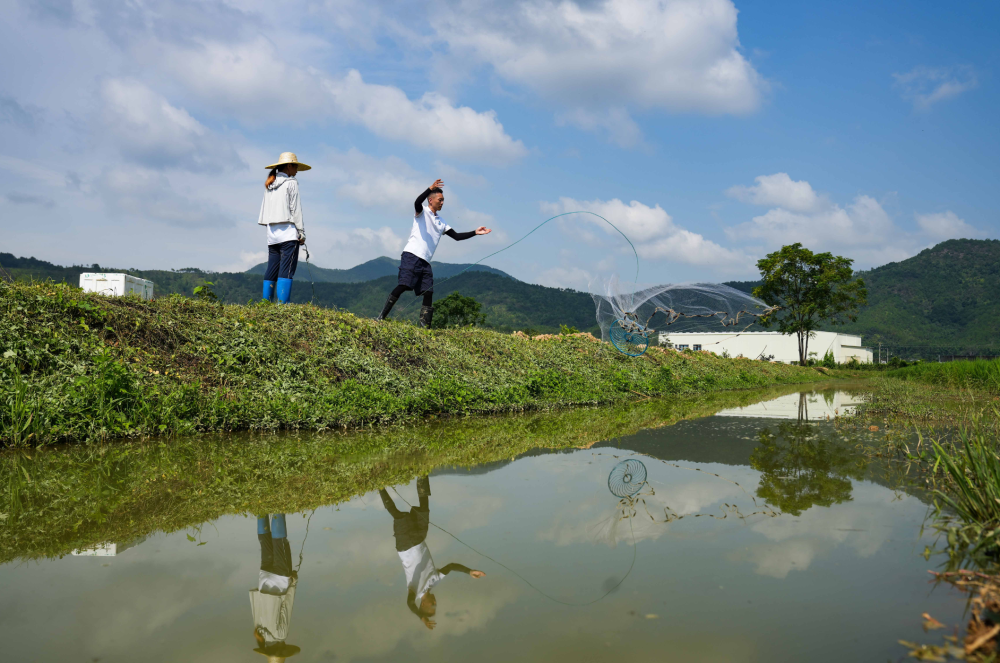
[[271, 514, 287, 539], [263, 280, 276, 302], [276, 278, 293, 304], [257, 516, 270, 535]]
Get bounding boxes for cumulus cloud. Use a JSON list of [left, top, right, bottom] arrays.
[[915, 210, 982, 240], [724, 173, 988, 268], [725, 173, 823, 213], [541, 196, 750, 268], [150, 37, 526, 164], [100, 79, 244, 171], [727, 194, 894, 248], [436, 0, 766, 126], [893, 65, 978, 110]]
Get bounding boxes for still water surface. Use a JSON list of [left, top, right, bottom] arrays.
[[1, 389, 964, 662]]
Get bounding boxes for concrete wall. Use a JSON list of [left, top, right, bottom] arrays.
[[658, 331, 872, 364]]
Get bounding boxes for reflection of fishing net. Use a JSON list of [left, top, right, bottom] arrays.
[[608, 459, 647, 497], [591, 455, 782, 546], [592, 276, 779, 356]]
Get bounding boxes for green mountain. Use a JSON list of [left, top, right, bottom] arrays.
[[840, 239, 1000, 354], [5, 238, 999, 350], [0, 252, 594, 333], [245, 255, 512, 283]]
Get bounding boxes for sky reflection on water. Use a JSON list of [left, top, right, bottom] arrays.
[[0, 389, 963, 662]]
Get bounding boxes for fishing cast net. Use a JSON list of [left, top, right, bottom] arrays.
[[592, 276, 778, 357]]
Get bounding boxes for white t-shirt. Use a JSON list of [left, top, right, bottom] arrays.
[[402, 204, 452, 262], [267, 223, 298, 245], [259, 570, 291, 595], [398, 542, 446, 602]]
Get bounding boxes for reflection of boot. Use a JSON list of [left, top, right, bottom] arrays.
[[262, 280, 276, 302], [270, 514, 287, 539], [276, 278, 293, 304], [417, 476, 431, 498], [418, 305, 434, 328], [375, 294, 398, 321]]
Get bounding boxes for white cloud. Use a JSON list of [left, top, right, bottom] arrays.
[[351, 226, 406, 254], [100, 79, 244, 171], [727, 194, 894, 248], [915, 210, 982, 240], [893, 65, 978, 110], [725, 173, 823, 213], [541, 196, 750, 268], [436, 0, 766, 120], [155, 38, 526, 164], [724, 173, 987, 268]]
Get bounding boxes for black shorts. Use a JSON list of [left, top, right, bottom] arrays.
[[392, 508, 430, 552], [398, 251, 433, 295]]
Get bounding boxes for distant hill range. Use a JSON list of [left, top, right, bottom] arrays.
[[4, 238, 998, 354], [245, 256, 513, 283]]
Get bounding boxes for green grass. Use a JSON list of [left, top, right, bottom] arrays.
[[0, 383, 817, 564], [0, 280, 825, 446], [886, 359, 1000, 394], [928, 407, 1000, 561]]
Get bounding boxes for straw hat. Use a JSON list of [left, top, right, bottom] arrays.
[[254, 643, 301, 661], [265, 152, 311, 171]]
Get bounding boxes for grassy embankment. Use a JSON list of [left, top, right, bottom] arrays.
[[0, 280, 825, 446], [0, 383, 818, 564]]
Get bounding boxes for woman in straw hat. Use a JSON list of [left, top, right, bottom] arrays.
[[258, 152, 311, 304]]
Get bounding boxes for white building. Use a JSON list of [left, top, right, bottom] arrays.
[[659, 331, 872, 364], [714, 390, 862, 420]]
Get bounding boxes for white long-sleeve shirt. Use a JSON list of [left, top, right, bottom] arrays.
[[249, 575, 297, 646], [258, 173, 304, 244]]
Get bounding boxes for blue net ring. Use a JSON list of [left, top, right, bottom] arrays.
[[610, 319, 649, 357]]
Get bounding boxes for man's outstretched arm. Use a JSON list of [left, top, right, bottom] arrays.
[[444, 227, 492, 241], [440, 563, 486, 578]]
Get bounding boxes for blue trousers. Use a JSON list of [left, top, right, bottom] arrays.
[[264, 241, 299, 281]]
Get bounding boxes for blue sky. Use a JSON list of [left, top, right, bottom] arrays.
[[1, 0, 996, 289]]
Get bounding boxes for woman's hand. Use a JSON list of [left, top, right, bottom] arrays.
[[474, 227, 492, 235]]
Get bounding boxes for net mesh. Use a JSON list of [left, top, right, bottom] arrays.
[[592, 276, 778, 351]]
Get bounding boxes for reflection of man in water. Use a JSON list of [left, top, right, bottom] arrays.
[[250, 514, 301, 660], [379, 477, 486, 630]]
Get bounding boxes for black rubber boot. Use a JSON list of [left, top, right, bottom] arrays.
[[417, 476, 431, 498], [418, 305, 434, 328], [375, 294, 399, 321]]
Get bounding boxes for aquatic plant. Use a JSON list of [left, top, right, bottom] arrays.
[[929, 407, 1000, 559]]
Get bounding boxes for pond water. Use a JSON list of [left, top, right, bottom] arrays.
[[1, 387, 965, 662]]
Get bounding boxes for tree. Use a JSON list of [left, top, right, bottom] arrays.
[[430, 292, 487, 329], [753, 243, 867, 366], [750, 420, 866, 516]]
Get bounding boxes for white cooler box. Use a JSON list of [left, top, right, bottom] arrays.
[[79, 273, 154, 300]]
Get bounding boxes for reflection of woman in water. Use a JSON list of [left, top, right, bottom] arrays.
[[250, 514, 301, 660], [379, 477, 486, 630]]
